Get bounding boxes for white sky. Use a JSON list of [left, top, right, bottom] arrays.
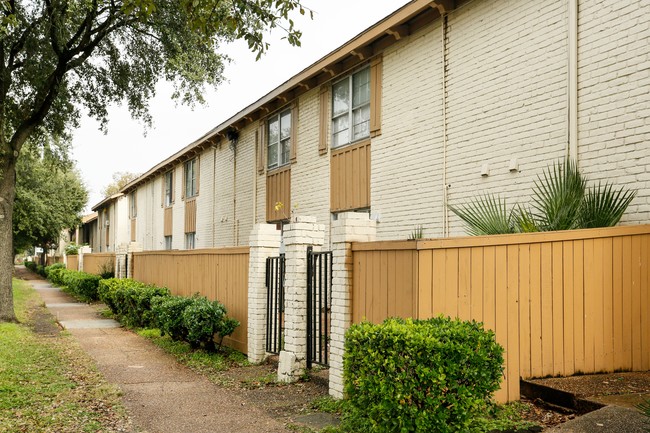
[[72, 1, 411, 211]]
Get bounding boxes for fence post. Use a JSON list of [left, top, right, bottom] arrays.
[[278, 215, 325, 383], [329, 212, 377, 398], [126, 242, 143, 279], [115, 244, 129, 279], [247, 223, 282, 363]]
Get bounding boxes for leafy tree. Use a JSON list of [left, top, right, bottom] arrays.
[[13, 143, 87, 259], [101, 171, 140, 198], [0, 0, 308, 322]]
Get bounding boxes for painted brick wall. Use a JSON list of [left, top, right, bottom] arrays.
[[577, 0, 650, 224], [195, 148, 214, 249]]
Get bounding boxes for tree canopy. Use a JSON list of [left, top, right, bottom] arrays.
[[0, 0, 308, 322], [101, 171, 140, 198], [13, 142, 87, 254]]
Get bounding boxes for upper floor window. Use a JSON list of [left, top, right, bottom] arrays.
[[164, 170, 173, 207], [267, 109, 292, 170], [184, 158, 198, 198], [332, 67, 370, 148], [129, 191, 137, 218]]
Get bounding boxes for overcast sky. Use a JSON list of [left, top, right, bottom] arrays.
[[72, 0, 411, 211]]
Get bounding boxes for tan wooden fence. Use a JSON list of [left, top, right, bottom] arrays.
[[352, 225, 650, 402], [132, 247, 250, 353], [82, 253, 115, 275], [66, 255, 78, 271], [46, 256, 63, 266]]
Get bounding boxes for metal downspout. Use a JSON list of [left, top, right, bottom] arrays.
[[442, 13, 450, 237], [568, 0, 578, 165]]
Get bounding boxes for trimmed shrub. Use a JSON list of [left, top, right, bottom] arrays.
[[151, 295, 194, 342], [98, 279, 169, 328], [36, 265, 46, 277], [24, 261, 37, 272], [343, 316, 504, 433], [44, 263, 65, 278], [182, 296, 239, 350], [62, 271, 101, 302], [47, 267, 69, 286]]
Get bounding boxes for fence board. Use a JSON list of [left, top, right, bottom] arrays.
[[82, 253, 114, 275], [66, 255, 78, 271], [351, 225, 650, 403], [132, 248, 250, 353]]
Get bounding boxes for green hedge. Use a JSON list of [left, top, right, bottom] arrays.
[[98, 279, 169, 328], [62, 271, 101, 302], [24, 261, 37, 272], [47, 266, 69, 286], [44, 263, 65, 278], [343, 316, 504, 433]]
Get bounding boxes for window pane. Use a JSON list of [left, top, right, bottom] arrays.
[[165, 172, 172, 206], [352, 68, 370, 108], [268, 142, 278, 168], [332, 130, 349, 148], [332, 114, 349, 135], [332, 78, 350, 117], [280, 111, 291, 140], [352, 105, 370, 140], [268, 117, 279, 145], [280, 138, 290, 165]]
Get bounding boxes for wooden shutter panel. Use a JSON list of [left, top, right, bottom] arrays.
[[257, 122, 266, 174], [370, 55, 383, 137], [160, 175, 165, 208], [290, 103, 298, 163], [318, 85, 330, 155], [195, 156, 200, 195]]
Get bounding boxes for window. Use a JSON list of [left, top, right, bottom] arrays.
[[164, 236, 172, 250], [267, 109, 292, 170], [129, 191, 137, 218], [184, 158, 198, 198], [185, 232, 195, 250], [164, 171, 173, 207], [332, 67, 370, 148]]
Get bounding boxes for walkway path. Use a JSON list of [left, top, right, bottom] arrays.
[[27, 273, 289, 433]]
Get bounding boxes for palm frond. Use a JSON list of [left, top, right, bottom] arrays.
[[513, 205, 539, 233], [448, 195, 516, 236], [530, 159, 586, 231], [578, 181, 637, 228]]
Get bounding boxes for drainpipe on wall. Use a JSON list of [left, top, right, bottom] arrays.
[[568, 0, 578, 165], [212, 145, 217, 247], [233, 143, 238, 246], [441, 13, 450, 238], [253, 132, 258, 225]]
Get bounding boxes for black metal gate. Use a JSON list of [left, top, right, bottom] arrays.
[[306, 247, 332, 368], [265, 254, 285, 354]]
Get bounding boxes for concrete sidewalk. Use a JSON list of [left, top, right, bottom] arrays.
[[29, 276, 289, 433]]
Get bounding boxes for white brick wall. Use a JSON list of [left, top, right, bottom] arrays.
[[577, 0, 650, 224]]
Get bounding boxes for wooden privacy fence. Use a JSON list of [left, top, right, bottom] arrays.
[[132, 247, 250, 353], [82, 253, 114, 275], [66, 255, 78, 271], [352, 225, 650, 402]]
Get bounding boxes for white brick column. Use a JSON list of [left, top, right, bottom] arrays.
[[126, 242, 143, 279], [115, 244, 128, 279], [247, 223, 281, 363], [278, 216, 325, 383], [329, 212, 377, 398]]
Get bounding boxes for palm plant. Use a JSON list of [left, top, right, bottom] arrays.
[[447, 195, 516, 236], [636, 399, 650, 432], [449, 159, 636, 236]]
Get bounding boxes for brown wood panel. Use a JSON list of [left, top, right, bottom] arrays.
[[602, 237, 615, 370], [164, 207, 173, 237], [552, 242, 564, 376], [266, 167, 291, 222], [185, 199, 197, 233], [572, 240, 585, 374], [82, 253, 114, 276], [330, 140, 370, 212], [519, 244, 531, 379], [592, 238, 605, 372], [66, 255, 79, 271], [622, 236, 633, 370], [562, 241, 575, 376], [612, 236, 625, 370], [131, 248, 250, 353], [494, 246, 508, 403], [540, 243, 554, 376], [131, 218, 136, 242], [631, 235, 643, 370], [529, 243, 543, 378], [642, 235, 650, 370]]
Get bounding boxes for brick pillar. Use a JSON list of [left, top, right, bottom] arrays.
[[126, 242, 143, 279], [115, 244, 128, 279], [278, 216, 325, 383], [247, 223, 281, 363], [329, 212, 377, 398]]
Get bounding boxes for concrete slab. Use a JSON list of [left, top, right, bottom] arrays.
[[545, 406, 649, 432], [59, 319, 121, 329], [589, 393, 650, 409]]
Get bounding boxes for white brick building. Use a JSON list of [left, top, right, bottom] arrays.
[[119, 0, 649, 249]]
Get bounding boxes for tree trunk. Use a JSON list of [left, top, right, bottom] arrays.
[[0, 157, 17, 322]]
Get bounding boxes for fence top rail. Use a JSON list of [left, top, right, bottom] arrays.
[[133, 247, 250, 256], [83, 252, 115, 258], [352, 224, 650, 252]]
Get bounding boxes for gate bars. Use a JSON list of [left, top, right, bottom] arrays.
[[265, 254, 285, 354], [306, 247, 333, 368]]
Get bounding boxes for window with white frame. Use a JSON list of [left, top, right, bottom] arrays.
[[184, 159, 197, 198], [267, 109, 292, 170], [164, 235, 172, 250], [164, 171, 173, 207], [185, 232, 195, 250], [332, 67, 370, 148]]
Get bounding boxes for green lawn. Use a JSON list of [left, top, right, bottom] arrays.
[[0, 279, 129, 433]]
